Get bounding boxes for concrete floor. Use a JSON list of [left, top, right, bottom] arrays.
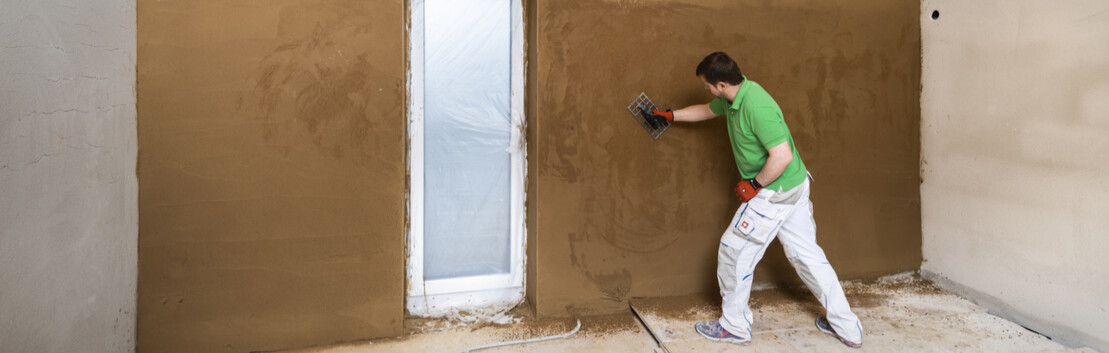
[[287, 274, 1099, 353]]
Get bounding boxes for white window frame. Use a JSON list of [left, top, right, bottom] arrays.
[[406, 0, 526, 317]]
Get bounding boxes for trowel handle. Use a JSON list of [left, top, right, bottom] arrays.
[[642, 108, 671, 129]]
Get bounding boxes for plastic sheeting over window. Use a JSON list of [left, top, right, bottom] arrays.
[[423, 0, 512, 280]]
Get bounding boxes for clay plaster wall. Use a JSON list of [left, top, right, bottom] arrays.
[[0, 0, 137, 352], [529, 0, 922, 316], [137, 0, 920, 350], [137, 1, 405, 352], [920, 1, 1109, 350]]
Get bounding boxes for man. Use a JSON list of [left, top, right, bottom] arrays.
[[646, 52, 863, 348]]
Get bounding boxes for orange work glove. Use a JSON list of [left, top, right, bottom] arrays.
[[734, 178, 763, 203], [644, 109, 673, 128]]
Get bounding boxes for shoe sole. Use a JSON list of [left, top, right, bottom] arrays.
[[696, 328, 751, 346], [816, 317, 863, 348]]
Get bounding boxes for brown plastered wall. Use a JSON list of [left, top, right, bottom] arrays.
[[137, 1, 405, 352], [530, 0, 922, 316], [525, 0, 541, 314], [136, 0, 919, 347]]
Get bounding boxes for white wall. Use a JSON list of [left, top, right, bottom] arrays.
[[0, 0, 137, 352], [921, 1, 1109, 351]]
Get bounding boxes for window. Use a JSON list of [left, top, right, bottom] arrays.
[[407, 0, 525, 317]]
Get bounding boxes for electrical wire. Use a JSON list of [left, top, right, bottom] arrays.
[[457, 319, 581, 353]]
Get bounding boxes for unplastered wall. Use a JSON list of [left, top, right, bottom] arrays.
[[137, 1, 405, 352], [0, 0, 137, 352], [921, 1, 1109, 350], [528, 0, 922, 316]]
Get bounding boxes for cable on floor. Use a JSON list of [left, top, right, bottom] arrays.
[[457, 319, 581, 353]]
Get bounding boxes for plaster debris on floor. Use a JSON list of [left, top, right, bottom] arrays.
[[283, 273, 1100, 353]]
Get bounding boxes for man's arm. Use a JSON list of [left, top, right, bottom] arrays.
[[754, 141, 793, 186], [672, 103, 717, 122]]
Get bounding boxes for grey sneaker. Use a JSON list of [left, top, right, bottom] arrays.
[[816, 316, 862, 348], [695, 320, 751, 346]]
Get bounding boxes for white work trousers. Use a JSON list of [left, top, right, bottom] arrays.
[[716, 179, 863, 342]]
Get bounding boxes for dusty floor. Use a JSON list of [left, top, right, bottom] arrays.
[[283, 274, 1098, 353]]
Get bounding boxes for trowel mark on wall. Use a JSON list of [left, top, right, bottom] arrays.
[[568, 232, 633, 303], [592, 270, 632, 302], [247, 22, 398, 163], [591, 154, 687, 254]]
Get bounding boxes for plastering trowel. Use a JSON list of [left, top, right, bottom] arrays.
[[626, 92, 670, 140]]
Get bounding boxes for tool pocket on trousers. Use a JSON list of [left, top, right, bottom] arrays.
[[716, 241, 740, 294], [730, 198, 782, 244]]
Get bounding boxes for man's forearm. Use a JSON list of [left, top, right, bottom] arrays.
[[755, 142, 793, 186], [673, 103, 717, 122]]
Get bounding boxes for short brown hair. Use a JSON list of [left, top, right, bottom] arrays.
[[696, 52, 744, 85]]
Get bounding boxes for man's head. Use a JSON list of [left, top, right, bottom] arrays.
[[696, 52, 744, 100]]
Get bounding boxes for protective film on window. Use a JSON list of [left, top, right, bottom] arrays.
[[423, 0, 512, 280]]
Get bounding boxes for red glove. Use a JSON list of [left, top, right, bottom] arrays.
[[643, 109, 673, 129], [734, 178, 763, 203], [651, 109, 674, 123]]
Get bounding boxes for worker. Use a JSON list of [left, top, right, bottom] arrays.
[[646, 52, 863, 348]]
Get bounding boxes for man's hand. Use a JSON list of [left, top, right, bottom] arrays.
[[734, 178, 763, 203], [645, 109, 673, 128]]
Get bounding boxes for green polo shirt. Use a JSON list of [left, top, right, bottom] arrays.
[[709, 78, 808, 191]]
